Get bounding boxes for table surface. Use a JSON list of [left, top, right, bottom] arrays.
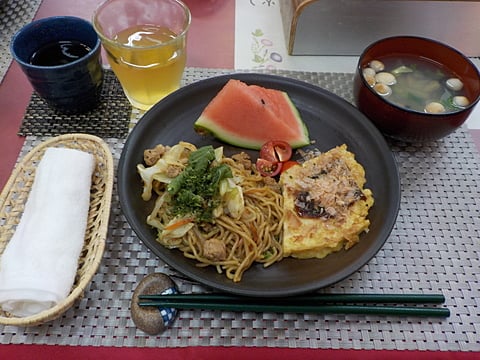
[[1, 0, 479, 359]]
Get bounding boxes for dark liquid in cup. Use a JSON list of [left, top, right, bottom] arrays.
[[29, 40, 91, 66]]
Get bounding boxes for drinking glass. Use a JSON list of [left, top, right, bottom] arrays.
[[93, 0, 191, 110]]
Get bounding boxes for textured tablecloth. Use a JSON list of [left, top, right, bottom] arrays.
[[0, 0, 43, 83], [1, 67, 479, 352]]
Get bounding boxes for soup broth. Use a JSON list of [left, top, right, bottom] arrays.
[[363, 55, 470, 114]]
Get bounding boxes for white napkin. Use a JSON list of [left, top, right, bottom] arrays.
[[0, 147, 95, 317]]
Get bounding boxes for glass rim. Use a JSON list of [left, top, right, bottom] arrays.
[[92, 0, 191, 50]]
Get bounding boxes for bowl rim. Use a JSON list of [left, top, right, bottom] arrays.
[[356, 35, 480, 117]]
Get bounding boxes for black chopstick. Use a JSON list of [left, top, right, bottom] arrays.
[[139, 293, 446, 304], [138, 293, 450, 317], [138, 301, 449, 317]]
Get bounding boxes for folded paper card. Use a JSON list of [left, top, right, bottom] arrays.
[[0, 147, 95, 317]]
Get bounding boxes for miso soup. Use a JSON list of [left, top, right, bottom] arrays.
[[362, 55, 471, 114]]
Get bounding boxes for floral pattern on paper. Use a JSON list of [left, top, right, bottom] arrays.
[[251, 28, 283, 69], [249, 0, 276, 6]]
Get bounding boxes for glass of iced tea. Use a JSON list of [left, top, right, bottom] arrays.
[[93, 0, 191, 110]]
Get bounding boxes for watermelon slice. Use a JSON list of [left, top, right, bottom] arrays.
[[194, 79, 310, 150]]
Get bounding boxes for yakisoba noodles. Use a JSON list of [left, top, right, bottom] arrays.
[[137, 141, 284, 282]]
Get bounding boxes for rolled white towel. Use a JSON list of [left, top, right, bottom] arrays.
[[0, 147, 95, 317]]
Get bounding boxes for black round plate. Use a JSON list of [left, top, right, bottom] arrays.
[[118, 73, 401, 297]]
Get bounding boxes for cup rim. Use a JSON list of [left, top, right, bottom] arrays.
[[10, 15, 101, 70], [92, 0, 191, 50]]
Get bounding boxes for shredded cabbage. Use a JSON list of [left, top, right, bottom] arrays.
[[137, 141, 196, 201], [138, 142, 246, 243]]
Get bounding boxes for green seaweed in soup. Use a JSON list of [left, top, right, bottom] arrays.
[[364, 55, 470, 114]]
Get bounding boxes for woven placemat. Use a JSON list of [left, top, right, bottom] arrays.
[[18, 70, 131, 138], [129, 67, 353, 128], [1, 68, 480, 352], [0, 0, 43, 83]]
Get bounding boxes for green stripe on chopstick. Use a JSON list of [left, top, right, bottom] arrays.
[[138, 301, 450, 317], [139, 293, 446, 304], [137, 293, 449, 317]]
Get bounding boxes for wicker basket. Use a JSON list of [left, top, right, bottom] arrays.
[[0, 134, 114, 326]]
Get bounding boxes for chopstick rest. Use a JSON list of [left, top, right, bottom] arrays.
[[0, 147, 95, 317], [131, 273, 178, 335]]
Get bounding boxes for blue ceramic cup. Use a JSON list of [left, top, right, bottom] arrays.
[[10, 16, 103, 114]]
